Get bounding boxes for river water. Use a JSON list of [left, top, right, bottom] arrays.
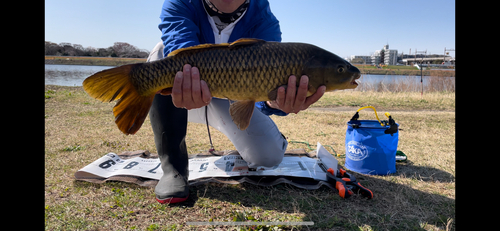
[[45, 64, 116, 86], [45, 64, 455, 91]]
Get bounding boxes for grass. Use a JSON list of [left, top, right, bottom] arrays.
[[45, 85, 455, 230], [314, 90, 454, 111]]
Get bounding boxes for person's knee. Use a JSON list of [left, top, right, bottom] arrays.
[[256, 154, 284, 168], [247, 152, 283, 168], [244, 138, 287, 168], [147, 42, 164, 62]]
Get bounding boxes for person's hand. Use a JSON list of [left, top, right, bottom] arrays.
[[267, 75, 326, 114], [157, 64, 212, 109]]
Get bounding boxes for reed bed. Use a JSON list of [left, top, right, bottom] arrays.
[[355, 75, 455, 93]]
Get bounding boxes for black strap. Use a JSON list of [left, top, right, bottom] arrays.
[[384, 115, 398, 136], [350, 112, 359, 121], [205, 105, 215, 152]]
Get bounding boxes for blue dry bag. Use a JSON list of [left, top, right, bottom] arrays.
[[345, 106, 399, 175]]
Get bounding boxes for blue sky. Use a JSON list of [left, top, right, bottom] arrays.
[[45, 0, 455, 59]]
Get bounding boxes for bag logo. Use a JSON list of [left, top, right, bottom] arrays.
[[346, 141, 369, 161]]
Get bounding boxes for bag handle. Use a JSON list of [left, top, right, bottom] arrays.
[[350, 106, 398, 136], [350, 106, 384, 126]]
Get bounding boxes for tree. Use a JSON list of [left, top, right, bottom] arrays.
[[72, 44, 85, 56], [350, 58, 365, 64], [95, 48, 108, 57], [59, 42, 77, 56], [112, 42, 135, 57], [44, 41, 149, 58], [84, 46, 97, 56], [45, 41, 60, 55]]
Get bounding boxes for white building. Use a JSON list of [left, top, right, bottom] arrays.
[[350, 44, 398, 65], [371, 50, 381, 65], [382, 44, 398, 65]]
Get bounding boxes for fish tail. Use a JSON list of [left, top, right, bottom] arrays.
[[82, 63, 154, 135]]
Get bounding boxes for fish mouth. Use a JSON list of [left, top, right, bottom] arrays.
[[346, 63, 361, 88], [349, 73, 361, 88]]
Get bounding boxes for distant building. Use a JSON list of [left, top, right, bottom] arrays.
[[371, 50, 381, 65], [382, 44, 398, 65], [349, 44, 398, 65], [349, 55, 371, 64]]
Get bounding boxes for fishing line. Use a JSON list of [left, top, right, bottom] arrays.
[[205, 105, 216, 154]]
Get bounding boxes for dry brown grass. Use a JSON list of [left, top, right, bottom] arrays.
[[355, 75, 455, 93], [314, 90, 455, 111], [45, 85, 454, 230]]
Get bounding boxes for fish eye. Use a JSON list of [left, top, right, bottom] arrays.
[[337, 66, 345, 73]]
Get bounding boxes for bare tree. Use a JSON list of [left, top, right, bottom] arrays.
[[45, 41, 149, 58]]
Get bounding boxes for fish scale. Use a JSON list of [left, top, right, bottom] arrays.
[[145, 41, 304, 101], [83, 38, 360, 134]]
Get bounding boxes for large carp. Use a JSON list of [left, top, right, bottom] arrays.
[[83, 38, 360, 135]]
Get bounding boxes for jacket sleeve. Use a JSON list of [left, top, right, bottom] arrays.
[[252, 18, 282, 42], [159, 0, 201, 57], [255, 101, 288, 116]]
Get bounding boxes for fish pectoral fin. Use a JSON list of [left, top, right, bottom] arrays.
[[159, 88, 173, 95], [267, 85, 287, 101], [307, 85, 317, 97], [229, 100, 255, 130], [229, 38, 266, 49]]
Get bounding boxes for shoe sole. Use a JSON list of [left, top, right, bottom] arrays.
[[156, 195, 189, 204]]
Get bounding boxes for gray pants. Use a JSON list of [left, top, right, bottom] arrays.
[[147, 42, 287, 168]]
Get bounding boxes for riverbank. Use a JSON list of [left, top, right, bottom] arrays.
[[361, 68, 454, 77], [356, 64, 455, 77], [45, 56, 146, 66], [45, 56, 455, 77]]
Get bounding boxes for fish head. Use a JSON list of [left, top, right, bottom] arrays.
[[321, 55, 361, 91], [304, 49, 361, 92], [327, 60, 361, 91]]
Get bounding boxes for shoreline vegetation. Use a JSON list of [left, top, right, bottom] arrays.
[[45, 56, 147, 66], [356, 64, 455, 77], [45, 56, 455, 77]]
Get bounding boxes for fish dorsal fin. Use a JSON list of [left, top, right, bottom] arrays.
[[166, 38, 266, 57], [229, 38, 266, 48], [167, 43, 230, 57]]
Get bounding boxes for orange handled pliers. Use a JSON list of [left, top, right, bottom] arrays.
[[326, 167, 374, 199]]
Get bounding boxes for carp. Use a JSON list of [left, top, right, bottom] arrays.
[[83, 38, 360, 135]]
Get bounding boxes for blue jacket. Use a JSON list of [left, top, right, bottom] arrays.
[[159, 0, 287, 116]]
